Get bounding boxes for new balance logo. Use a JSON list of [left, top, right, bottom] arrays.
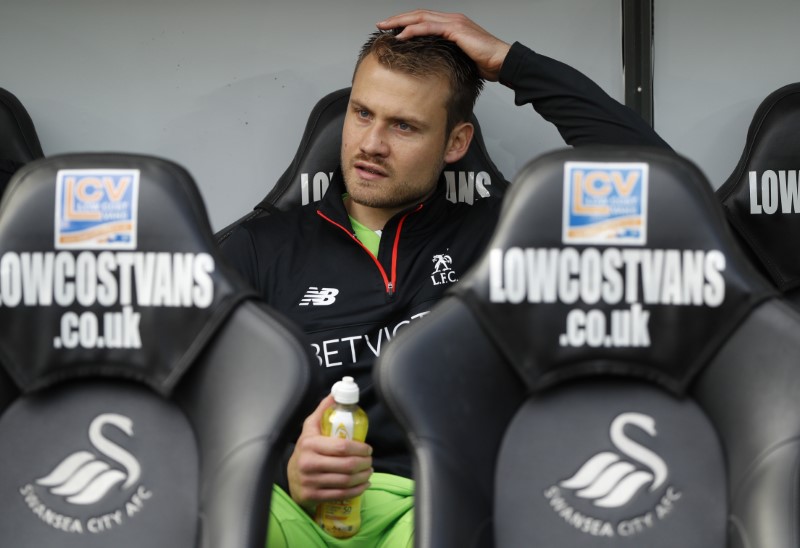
[[300, 287, 339, 306]]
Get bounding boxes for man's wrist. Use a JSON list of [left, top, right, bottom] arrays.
[[498, 41, 528, 88]]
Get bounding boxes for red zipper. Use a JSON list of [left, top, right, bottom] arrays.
[[317, 204, 423, 295]]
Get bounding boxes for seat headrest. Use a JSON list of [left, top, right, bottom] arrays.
[[0, 88, 44, 164], [717, 83, 800, 291], [452, 146, 775, 395], [0, 153, 253, 395], [229, 86, 509, 220], [216, 87, 510, 242]]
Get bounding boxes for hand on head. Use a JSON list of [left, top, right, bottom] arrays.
[[287, 393, 374, 513], [377, 9, 511, 81]]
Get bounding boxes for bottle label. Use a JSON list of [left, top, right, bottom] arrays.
[[329, 409, 355, 440], [317, 496, 362, 536]]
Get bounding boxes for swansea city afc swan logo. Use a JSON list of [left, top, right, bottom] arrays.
[[36, 413, 141, 504], [19, 413, 153, 535], [559, 412, 666, 507], [543, 412, 682, 538]]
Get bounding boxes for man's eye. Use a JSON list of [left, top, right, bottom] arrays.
[[357, 109, 370, 118], [397, 122, 411, 131]]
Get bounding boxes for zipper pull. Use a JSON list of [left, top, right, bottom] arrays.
[[387, 282, 395, 296]]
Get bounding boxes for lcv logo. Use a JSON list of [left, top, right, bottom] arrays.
[[55, 169, 139, 250], [563, 162, 648, 246], [299, 170, 492, 205]]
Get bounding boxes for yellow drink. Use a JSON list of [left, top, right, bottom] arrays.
[[315, 377, 369, 538]]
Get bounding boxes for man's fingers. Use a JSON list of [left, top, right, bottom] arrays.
[[378, 9, 451, 28], [303, 453, 372, 475], [375, 10, 509, 81], [292, 473, 372, 507], [294, 439, 373, 471], [308, 481, 372, 504], [323, 438, 372, 458], [378, 10, 469, 40], [301, 393, 336, 435], [309, 468, 374, 490], [392, 22, 437, 40]]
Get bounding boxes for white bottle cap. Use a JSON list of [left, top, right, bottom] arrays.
[[331, 376, 359, 404]]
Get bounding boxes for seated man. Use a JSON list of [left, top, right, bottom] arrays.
[[220, 9, 670, 547]]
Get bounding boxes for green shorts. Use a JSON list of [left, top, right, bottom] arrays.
[[266, 473, 414, 548]]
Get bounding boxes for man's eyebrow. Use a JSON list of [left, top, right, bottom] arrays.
[[391, 111, 429, 128], [349, 98, 429, 129]]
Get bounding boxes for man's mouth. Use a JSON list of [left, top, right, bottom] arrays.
[[353, 163, 387, 181], [354, 161, 387, 178]]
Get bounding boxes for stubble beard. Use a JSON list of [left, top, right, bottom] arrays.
[[342, 156, 442, 210]]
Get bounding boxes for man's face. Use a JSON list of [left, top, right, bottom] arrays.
[[341, 53, 452, 211]]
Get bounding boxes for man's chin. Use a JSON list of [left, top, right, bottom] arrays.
[[347, 192, 392, 209], [344, 179, 387, 206], [348, 191, 429, 211]]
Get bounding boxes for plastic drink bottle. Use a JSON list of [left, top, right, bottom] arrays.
[[315, 376, 369, 538]]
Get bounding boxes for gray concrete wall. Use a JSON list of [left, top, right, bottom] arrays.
[[3, 0, 797, 230], [654, 0, 800, 188]]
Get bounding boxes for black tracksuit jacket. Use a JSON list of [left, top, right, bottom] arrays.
[[220, 42, 670, 479]]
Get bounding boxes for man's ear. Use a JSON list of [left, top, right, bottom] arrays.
[[444, 121, 474, 164]]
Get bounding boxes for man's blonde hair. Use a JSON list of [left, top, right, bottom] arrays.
[[354, 29, 485, 133]]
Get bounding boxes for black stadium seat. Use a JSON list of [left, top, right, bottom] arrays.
[[376, 146, 800, 548], [0, 87, 45, 196], [215, 87, 510, 242], [716, 82, 800, 304], [0, 153, 317, 547]]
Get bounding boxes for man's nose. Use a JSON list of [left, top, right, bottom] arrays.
[[360, 124, 389, 157]]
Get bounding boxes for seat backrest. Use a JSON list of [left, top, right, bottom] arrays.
[[716, 83, 800, 302], [215, 87, 510, 242], [0, 153, 317, 547], [376, 146, 800, 548], [0, 87, 45, 196]]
